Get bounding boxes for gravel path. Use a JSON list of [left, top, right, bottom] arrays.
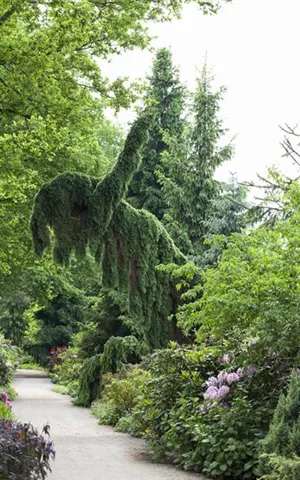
[[13, 370, 206, 480]]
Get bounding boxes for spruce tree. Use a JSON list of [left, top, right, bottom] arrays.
[[128, 48, 185, 220], [160, 64, 233, 255]]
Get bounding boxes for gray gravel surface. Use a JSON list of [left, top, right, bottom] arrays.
[[13, 370, 206, 480]]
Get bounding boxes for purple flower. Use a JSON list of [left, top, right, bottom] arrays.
[[217, 371, 228, 384], [206, 376, 218, 388], [244, 365, 256, 377], [204, 386, 219, 400], [0, 392, 8, 403], [0, 392, 12, 409], [217, 353, 232, 364], [226, 372, 240, 384], [217, 385, 230, 399]]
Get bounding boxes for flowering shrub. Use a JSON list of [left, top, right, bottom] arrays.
[[0, 421, 55, 479], [50, 346, 81, 398], [132, 344, 290, 479], [0, 351, 13, 386], [47, 346, 68, 370], [204, 366, 256, 401], [0, 390, 12, 409]]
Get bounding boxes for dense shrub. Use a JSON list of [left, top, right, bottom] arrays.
[[259, 372, 300, 479], [0, 351, 13, 385], [0, 421, 55, 479], [74, 335, 147, 407], [50, 346, 82, 398], [47, 346, 68, 370], [91, 366, 148, 433], [132, 344, 289, 479]]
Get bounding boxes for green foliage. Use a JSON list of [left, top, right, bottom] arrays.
[[31, 115, 185, 349], [177, 397, 262, 478], [199, 176, 248, 266], [76, 354, 102, 407], [259, 454, 300, 480], [50, 346, 81, 398], [0, 352, 13, 386], [19, 363, 42, 371], [0, 402, 13, 420], [101, 336, 148, 374], [0, 0, 229, 296], [91, 366, 148, 432], [73, 291, 130, 359], [172, 183, 300, 354], [128, 48, 185, 220], [0, 292, 30, 346], [131, 344, 291, 479], [134, 345, 221, 455], [259, 372, 300, 478], [160, 64, 233, 255], [52, 385, 69, 396], [52, 335, 148, 407], [0, 385, 18, 401], [0, 335, 22, 370], [30, 294, 84, 364]]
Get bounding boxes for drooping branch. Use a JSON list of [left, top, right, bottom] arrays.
[[31, 113, 185, 347]]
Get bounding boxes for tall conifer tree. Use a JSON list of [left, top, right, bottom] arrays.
[[128, 48, 185, 220], [160, 64, 233, 255]]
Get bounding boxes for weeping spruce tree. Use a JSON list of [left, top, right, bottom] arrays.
[[31, 114, 185, 352], [128, 48, 185, 220]]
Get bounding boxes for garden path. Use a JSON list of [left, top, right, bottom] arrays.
[[13, 370, 206, 480]]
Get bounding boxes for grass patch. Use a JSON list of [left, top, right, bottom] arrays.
[[18, 363, 43, 371]]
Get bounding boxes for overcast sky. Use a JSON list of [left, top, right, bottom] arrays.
[[102, 0, 300, 183]]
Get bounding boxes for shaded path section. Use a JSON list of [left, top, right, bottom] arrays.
[[13, 370, 205, 480]]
